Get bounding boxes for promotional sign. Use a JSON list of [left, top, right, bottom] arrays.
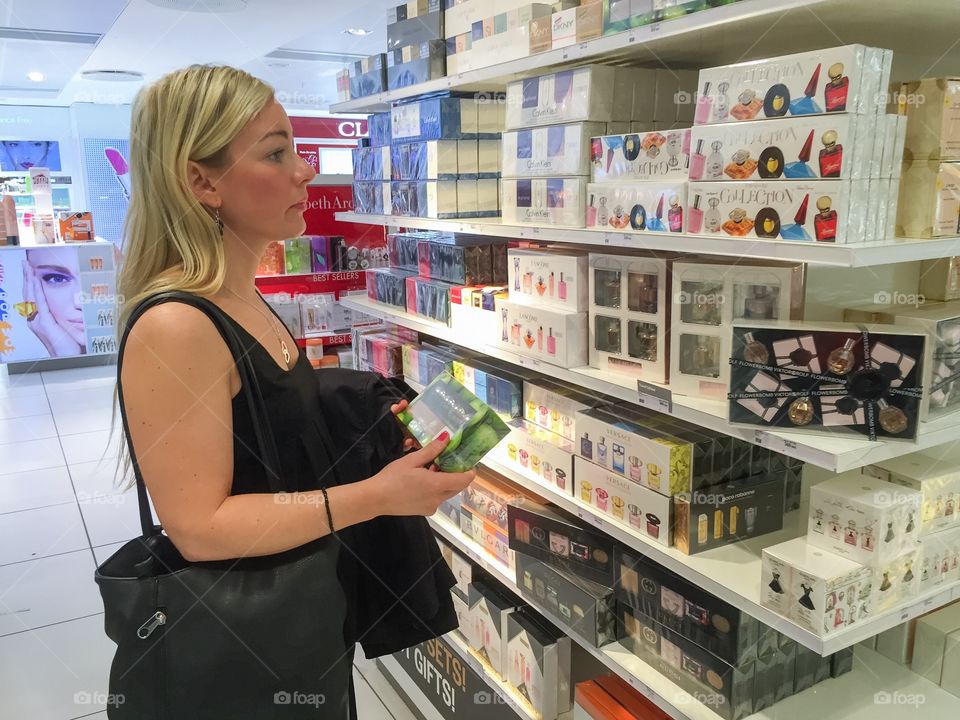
[[83, 138, 130, 247], [0, 243, 117, 362], [304, 184, 386, 265]]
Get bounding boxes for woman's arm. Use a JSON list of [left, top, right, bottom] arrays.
[[121, 302, 473, 562]]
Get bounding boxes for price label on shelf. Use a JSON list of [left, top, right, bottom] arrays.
[[576, 508, 604, 529], [636, 380, 672, 413]]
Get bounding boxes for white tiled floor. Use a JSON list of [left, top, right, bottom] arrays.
[[0, 362, 409, 720]]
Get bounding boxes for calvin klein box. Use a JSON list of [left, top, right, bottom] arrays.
[[366, 267, 415, 307], [506, 608, 572, 720], [896, 159, 960, 238], [523, 377, 606, 443], [508, 248, 589, 312], [585, 181, 688, 234], [674, 474, 786, 555], [864, 453, 960, 537], [591, 129, 691, 182], [515, 552, 617, 648], [391, 179, 459, 218], [353, 145, 391, 181], [391, 96, 469, 143], [387, 7, 443, 50], [353, 181, 390, 214], [387, 40, 446, 90], [897, 77, 960, 162], [496, 297, 588, 368], [493, 419, 575, 494], [390, 140, 459, 180], [466, 580, 520, 681], [503, 122, 607, 177], [694, 45, 888, 125], [501, 177, 587, 227], [617, 603, 755, 720], [508, 500, 617, 585]]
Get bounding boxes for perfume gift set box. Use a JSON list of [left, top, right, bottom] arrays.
[[494, 419, 576, 493], [496, 298, 588, 367], [590, 128, 692, 182], [506, 608, 572, 720], [501, 177, 586, 226], [366, 267, 415, 307], [417, 235, 508, 285], [864, 453, 960, 537], [523, 377, 607, 443], [502, 121, 608, 178], [451, 357, 524, 420], [465, 580, 520, 681], [585, 181, 688, 234], [353, 145, 392, 181]]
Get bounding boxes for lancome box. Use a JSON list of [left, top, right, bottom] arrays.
[[508, 248, 588, 312], [496, 297, 588, 368], [591, 129, 691, 182], [503, 122, 607, 177], [501, 177, 586, 227]]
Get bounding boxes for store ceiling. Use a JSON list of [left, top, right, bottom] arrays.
[[0, 0, 394, 110]]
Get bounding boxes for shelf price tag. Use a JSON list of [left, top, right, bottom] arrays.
[[636, 380, 672, 413]]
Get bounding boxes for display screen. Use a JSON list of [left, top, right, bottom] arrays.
[[0, 140, 62, 171]]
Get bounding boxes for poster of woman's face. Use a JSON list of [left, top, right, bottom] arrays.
[[0, 140, 62, 171]]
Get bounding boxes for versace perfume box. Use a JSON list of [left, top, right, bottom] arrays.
[[496, 298, 588, 368], [590, 129, 691, 182], [353, 145, 391, 181], [366, 267, 415, 307], [508, 248, 589, 312], [514, 552, 617, 648], [507, 500, 617, 585], [896, 159, 960, 238], [898, 77, 960, 162], [493, 419, 576, 495], [387, 39, 446, 90], [674, 474, 786, 555], [688, 114, 875, 182], [761, 537, 874, 637], [864, 453, 960, 537], [589, 252, 673, 384], [506, 608, 572, 720], [390, 140, 458, 180], [501, 177, 587, 227], [523, 378, 607, 443], [352, 181, 390, 214], [502, 122, 607, 177], [466, 580, 521, 681], [808, 472, 922, 566], [694, 45, 888, 125], [617, 603, 756, 720], [728, 323, 927, 440], [585, 181, 688, 234]]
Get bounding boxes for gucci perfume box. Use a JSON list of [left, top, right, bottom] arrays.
[[523, 378, 607, 443], [506, 608, 572, 720], [673, 474, 786, 555], [694, 45, 888, 125], [728, 323, 927, 441], [366, 267, 415, 307], [590, 129, 692, 182], [353, 181, 390, 214], [390, 140, 458, 180], [508, 248, 589, 312], [617, 603, 756, 720], [391, 179, 459, 218], [589, 252, 673, 384], [353, 145, 391, 181], [864, 454, 960, 536], [492, 419, 576, 495], [897, 77, 960, 162], [896, 159, 960, 238], [688, 114, 876, 182], [496, 298, 588, 368], [507, 501, 617, 585], [466, 580, 520, 681], [585, 181, 688, 234], [761, 537, 874, 637], [502, 122, 607, 177], [501, 177, 587, 227], [514, 552, 617, 648], [808, 472, 922, 566], [387, 39, 446, 90]]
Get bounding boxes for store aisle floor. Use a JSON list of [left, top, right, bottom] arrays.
[[0, 363, 412, 720]]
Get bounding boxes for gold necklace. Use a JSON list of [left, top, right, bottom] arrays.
[[224, 286, 292, 366]]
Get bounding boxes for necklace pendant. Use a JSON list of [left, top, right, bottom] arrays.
[[281, 341, 291, 365]]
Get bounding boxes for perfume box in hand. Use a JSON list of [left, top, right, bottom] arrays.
[[590, 129, 691, 182], [396, 371, 510, 472], [728, 323, 926, 440], [506, 608, 572, 720], [761, 537, 874, 637], [501, 177, 587, 227], [585, 181, 688, 234], [508, 248, 589, 312], [502, 122, 607, 178], [864, 453, 960, 537], [496, 297, 588, 368]]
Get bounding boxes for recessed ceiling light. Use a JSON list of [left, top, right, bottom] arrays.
[[26, 71, 44, 82], [81, 70, 146, 82], [343, 28, 372, 36]]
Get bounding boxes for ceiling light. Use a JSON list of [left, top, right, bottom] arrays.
[[26, 71, 44, 82], [343, 28, 372, 36], [146, 0, 248, 11], [81, 70, 145, 82]]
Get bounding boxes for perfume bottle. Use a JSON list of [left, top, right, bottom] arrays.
[[694, 81, 713, 124], [730, 89, 762, 120], [597, 437, 608, 466], [537, 325, 543, 351], [705, 140, 724, 179], [814, 196, 838, 242], [784, 129, 816, 178], [724, 148, 758, 180], [667, 195, 683, 232], [742, 285, 776, 319], [687, 194, 704, 233], [827, 338, 857, 375], [877, 399, 909, 434], [742, 331, 769, 364], [721, 208, 754, 237], [780, 193, 812, 241], [596, 196, 609, 226], [586, 194, 597, 226], [789, 63, 823, 115], [693, 339, 718, 377], [818, 129, 843, 178], [558, 273, 567, 300], [788, 397, 815, 425], [523, 271, 533, 294], [689, 139, 706, 180], [703, 197, 722, 233], [824, 62, 849, 112], [548, 272, 555, 297], [501, 308, 509, 342], [547, 328, 556, 355], [513, 257, 520, 291], [612, 443, 625, 474], [629, 322, 657, 361], [714, 81, 731, 122]]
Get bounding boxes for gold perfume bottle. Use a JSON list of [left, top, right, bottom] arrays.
[[742, 331, 769, 364], [827, 338, 857, 375], [876, 399, 908, 434], [788, 397, 815, 425]]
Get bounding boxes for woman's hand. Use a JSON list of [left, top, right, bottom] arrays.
[[390, 398, 419, 452], [21, 260, 82, 358], [369, 434, 475, 517]]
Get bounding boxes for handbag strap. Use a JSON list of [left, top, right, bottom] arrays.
[[116, 290, 284, 539]]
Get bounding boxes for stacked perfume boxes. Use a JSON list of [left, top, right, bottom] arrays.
[[444, 0, 552, 75], [386, 1, 447, 89], [602, 0, 744, 36], [688, 44, 903, 244], [352, 113, 392, 214]]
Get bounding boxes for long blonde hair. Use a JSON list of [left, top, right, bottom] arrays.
[[112, 65, 274, 490]]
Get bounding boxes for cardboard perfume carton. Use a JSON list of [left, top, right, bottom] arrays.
[[501, 176, 587, 227], [585, 181, 688, 234], [761, 537, 874, 637], [368, 111, 392, 147], [417, 237, 506, 285], [493, 419, 576, 494], [728, 323, 927, 441], [874, 618, 919, 666], [366, 267, 415, 307], [390, 140, 458, 180], [452, 359, 523, 420], [919, 526, 960, 593], [390, 179, 459, 218], [402, 343, 454, 386], [591, 129, 691, 182], [898, 77, 960, 162], [387, 39, 446, 89], [523, 378, 607, 442], [348, 53, 387, 99], [467, 581, 521, 681], [496, 297, 588, 368], [477, 139, 501, 177], [502, 122, 608, 177], [912, 601, 960, 687], [353, 180, 390, 215], [506, 608, 572, 720], [508, 248, 589, 312], [919, 257, 960, 302], [391, 96, 470, 143], [863, 453, 960, 537], [896, 159, 960, 238], [443, 0, 540, 38], [353, 145, 391, 181], [403, 275, 456, 324], [461, 473, 518, 534]]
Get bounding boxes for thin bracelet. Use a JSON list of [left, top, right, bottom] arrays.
[[319, 486, 335, 533]]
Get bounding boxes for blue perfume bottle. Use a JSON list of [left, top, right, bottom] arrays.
[[613, 443, 625, 474], [597, 437, 608, 466], [580, 432, 593, 460]]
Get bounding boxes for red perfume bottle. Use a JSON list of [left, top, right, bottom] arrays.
[[668, 195, 683, 232], [824, 62, 849, 112], [819, 129, 843, 177], [814, 196, 838, 242]]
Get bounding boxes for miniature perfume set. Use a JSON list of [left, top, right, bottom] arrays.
[[450, 357, 524, 420], [584, 181, 688, 234], [590, 129, 692, 182], [496, 298, 588, 368], [864, 453, 960, 537], [416, 235, 508, 285], [502, 122, 608, 178], [506, 608, 572, 720], [366, 266, 415, 307], [728, 324, 926, 440], [501, 177, 586, 226], [523, 378, 606, 442], [465, 580, 520, 681], [508, 248, 589, 312], [494, 419, 576, 493]]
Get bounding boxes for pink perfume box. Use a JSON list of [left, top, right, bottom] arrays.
[[507, 248, 589, 312], [496, 297, 588, 368], [585, 181, 688, 234], [590, 129, 691, 182]]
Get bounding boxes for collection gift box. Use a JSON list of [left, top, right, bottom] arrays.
[[390, 140, 458, 180], [865, 453, 960, 537], [590, 129, 691, 182], [896, 159, 960, 238], [352, 145, 391, 181], [452, 358, 524, 420], [417, 236, 507, 285], [670, 260, 804, 400], [617, 603, 755, 720], [466, 580, 520, 681], [761, 537, 874, 637], [515, 552, 617, 648], [871, 543, 921, 612], [493, 419, 576, 494], [919, 257, 960, 302], [352, 180, 390, 214], [694, 45, 889, 125], [585, 181, 688, 234], [614, 545, 761, 666], [508, 248, 589, 312], [807, 472, 922, 565], [523, 377, 607, 442], [506, 608, 572, 720], [501, 177, 587, 227], [387, 39, 446, 90], [402, 343, 454, 386], [574, 456, 673, 546], [728, 323, 927, 440], [460, 508, 513, 567], [674, 474, 786, 555], [404, 275, 456, 324], [688, 114, 875, 182], [589, 252, 673, 383], [897, 77, 960, 163], [367, 267, 415, 307], [575, 405, 693, 498], [507, 500, 617, 585], [347, 53, 387, 99], [387, 231, 430, 271], [502, 122, 607, 177], [496, 297, 588, 368]]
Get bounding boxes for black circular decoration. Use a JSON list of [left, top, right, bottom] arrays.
[[877, 362, 902, 382], [789, 347, 814, 365], [623, 135, 641, 161], [847, 368, 890, 401], [758, 395, 779, 409], [630, 204, 647, 230], [835, 396, 860, 415], [754, 207, 782, 238], [764, 84, 791, 117], [758, 146, 785, 178]]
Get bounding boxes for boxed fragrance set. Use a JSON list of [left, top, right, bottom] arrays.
[[502, 121, 608, 177], [353, 144, 391, 181], [506, 608, 572, 720], [366, 267, 415, 307], [465, 580, 520, 681], [590, 129, 692, 182], [387, 39, 446, 89], [404, 275, 456, 323], [493, 419, 576, 493], [864, 453, 960, 537], [496, 297, 588, 368], [896, 159, 960, 238], [451, 358, 523, 420], [523, 377, 607, 442], [585, 181, 688, 234], [501, 177, 586, 226], [417, 235, 508, 285], [508, 248, 589, 312], [402, 342, 454, 387]]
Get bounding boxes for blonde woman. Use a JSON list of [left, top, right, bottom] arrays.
[[102, 65, 474, 718]]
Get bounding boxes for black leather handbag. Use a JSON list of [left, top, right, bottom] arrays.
[[95, 292, 351, 719]]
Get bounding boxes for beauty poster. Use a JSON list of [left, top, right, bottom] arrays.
[[0, 140, 62, 171], [83, 138, 131, 247], [0, 244, 117, 363]]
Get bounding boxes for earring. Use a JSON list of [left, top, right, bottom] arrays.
[[214, 208, 223, 235]]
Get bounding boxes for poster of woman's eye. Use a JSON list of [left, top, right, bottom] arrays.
[[0, 140, 62, 171], [0, 245, 116, 361]]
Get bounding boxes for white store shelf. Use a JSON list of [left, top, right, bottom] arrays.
[[345, 295, 960, 473], [335, 213, 960, 269]]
